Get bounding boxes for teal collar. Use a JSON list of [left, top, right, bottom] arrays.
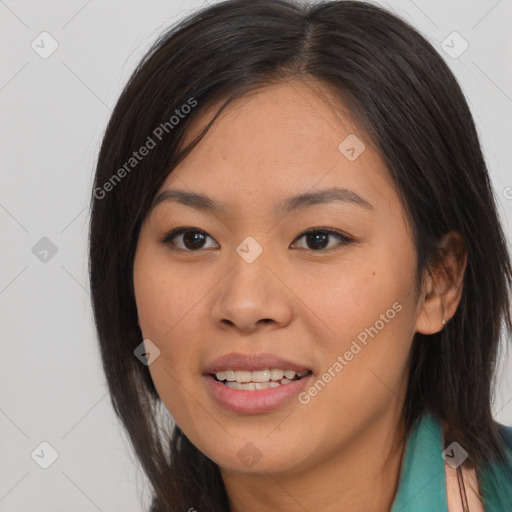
[[390, 412, 512, 512], [390, 412, 448, 511]]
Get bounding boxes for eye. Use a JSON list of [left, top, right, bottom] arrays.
[[161, 227, 355, 252], [290, 228, 355, 251], [161, 227, 219, 251]]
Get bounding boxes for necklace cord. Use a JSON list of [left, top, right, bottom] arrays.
[[456, 464, 470, 512]]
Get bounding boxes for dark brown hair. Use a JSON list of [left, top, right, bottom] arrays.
[[88, 1, 512, 510]]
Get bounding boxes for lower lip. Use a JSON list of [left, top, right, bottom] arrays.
[[203, 374, 313, 414]]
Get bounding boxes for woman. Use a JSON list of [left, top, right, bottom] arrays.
[[88, 1, 512, 510]]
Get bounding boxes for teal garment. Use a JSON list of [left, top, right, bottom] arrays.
[[390, 412, 512, 512]]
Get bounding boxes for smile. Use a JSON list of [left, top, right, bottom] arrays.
[[214, 369, 311, 390], [204, 371, 313, 414]]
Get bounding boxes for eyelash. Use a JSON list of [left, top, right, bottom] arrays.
[[161, 227, 356, 253]]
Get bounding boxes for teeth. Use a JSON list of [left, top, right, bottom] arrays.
[[252, 369, 270, 382], [225, 381, 271, 390], [233, 370, 252, 383], [270, 369, 284, 380], [215, 368, 310, 384]]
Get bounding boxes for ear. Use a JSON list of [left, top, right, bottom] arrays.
[[415, 231, 467, 335]]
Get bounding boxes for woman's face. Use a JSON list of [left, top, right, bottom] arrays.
[[133, 80, 425, 475]]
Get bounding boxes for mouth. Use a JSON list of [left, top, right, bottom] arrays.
[[203, 352, 314, 413], [212, 368, 313, 391]]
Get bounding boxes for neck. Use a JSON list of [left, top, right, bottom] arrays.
[[221, 405, 407, 512]]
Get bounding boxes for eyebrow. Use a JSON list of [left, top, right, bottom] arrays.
[[150, 186, 374, 216]]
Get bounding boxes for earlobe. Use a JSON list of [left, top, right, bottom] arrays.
[[415, 231, 467, 335], [415, 282, 445, 335]]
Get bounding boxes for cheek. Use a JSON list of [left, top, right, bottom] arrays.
[[300, 304, 414, 443], [136, 276, 200, 392], [305, 253, 411, 344], [134, 256, 197, 340], [133, 253, 205, 402], [308, 240, 417, 394]]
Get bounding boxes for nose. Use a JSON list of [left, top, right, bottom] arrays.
[[210, 249, 294, 334]]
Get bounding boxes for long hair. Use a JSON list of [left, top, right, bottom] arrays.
[[88, 1, 512, 510]]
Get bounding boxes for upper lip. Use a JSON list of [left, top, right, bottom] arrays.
[[203, 352, 312, 375]]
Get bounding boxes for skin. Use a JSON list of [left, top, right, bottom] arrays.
[[133, 79, 467, 511]]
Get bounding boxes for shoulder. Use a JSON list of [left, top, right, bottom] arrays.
[[446, 463, 484, 512]]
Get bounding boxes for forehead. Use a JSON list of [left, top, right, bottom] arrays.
[[157, 80, 395, 216], [181, 80, 359, 156]]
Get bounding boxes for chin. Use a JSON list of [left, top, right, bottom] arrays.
[[193, 436, 312, 476]]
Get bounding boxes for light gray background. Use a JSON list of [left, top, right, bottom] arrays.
[[1, 0, 511, 510]]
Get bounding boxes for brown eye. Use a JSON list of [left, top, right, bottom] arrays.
[[291, 228, 355, 251], [161, 226, 355, 253], [162, 228, 219, 251]]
